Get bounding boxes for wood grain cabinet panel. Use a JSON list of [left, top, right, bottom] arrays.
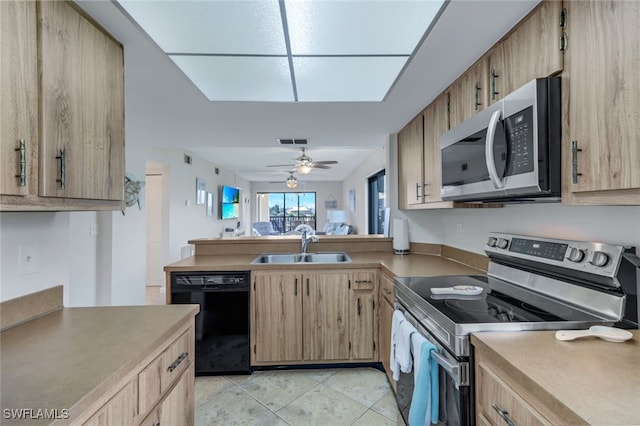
[[252, 269, 379, 365], [1, 0, 124, 211], [397, 114, 424, 208], [0, 0, 38, 197], [378, 272, 396, 388], [563, 0, 640, 204], [350, 271, 378, 361], [422, 93, 450, 204], [304, 272, 351, 361], [487, 0, 564, 105], [38, 1, 124, 201], [448, 57, 489, 128], [252, 271, 303, 363], [83, 380, 137, 426]]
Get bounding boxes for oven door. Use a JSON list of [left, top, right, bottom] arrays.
[[395, 304, 473, 426]]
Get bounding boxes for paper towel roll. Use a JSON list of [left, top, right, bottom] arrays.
[[393, 218, 410, 254]]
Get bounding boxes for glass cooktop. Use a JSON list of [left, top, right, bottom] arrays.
[[400, 275, 600, 324]]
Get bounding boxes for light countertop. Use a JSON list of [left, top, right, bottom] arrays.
[[164, 252, 485, 277], [471, 330, 640, 425]]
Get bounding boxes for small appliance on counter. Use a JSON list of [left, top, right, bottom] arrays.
[[392, 218, 410, 254]]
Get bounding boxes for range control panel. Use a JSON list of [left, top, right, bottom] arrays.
[[485, 232, 627, 279]]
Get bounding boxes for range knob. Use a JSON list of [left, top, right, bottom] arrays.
[[566, 247, 585, 263], [589, 251, 609, 267], [487, 237, 498, 247], [497, 238, 509, 249]]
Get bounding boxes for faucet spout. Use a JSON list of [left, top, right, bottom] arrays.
[[301, 231, 319, 253]]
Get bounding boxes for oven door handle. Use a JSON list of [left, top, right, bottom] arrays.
[[395, 304, 469, 389]]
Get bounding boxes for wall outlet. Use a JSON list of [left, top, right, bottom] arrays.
[[18, 244, 39, 275], [456, 223, 463, 238]]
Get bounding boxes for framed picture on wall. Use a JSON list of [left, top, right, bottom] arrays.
[[206, 192, 214, 216], [349, 189, 356, 212], [196, 177, 206, 205]]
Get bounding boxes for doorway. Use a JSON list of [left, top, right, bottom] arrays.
[[367, 170, 386, 234], [145, 164, 169, 289]]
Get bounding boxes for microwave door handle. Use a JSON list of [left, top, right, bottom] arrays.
[[485, 109, 504, 189]]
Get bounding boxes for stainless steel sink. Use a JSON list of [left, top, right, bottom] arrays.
[[251, 252, 352, 264]]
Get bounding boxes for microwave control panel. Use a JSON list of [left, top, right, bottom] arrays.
[[504, 106, 534, 176]]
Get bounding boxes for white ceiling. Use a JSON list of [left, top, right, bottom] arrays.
[[75, 0, 540, 183]]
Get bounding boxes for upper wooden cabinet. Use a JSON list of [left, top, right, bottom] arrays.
[[448, 57, 489, 128], [0, 1, 38, 197], [562, 0, 640, 204], [487, 0, 564, 105], [397, 114, 424, 207], [0, 0, 124, 211], [422, 93, 450, 204]]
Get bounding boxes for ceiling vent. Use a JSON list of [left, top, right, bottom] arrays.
[[277, 138, 308, 145]]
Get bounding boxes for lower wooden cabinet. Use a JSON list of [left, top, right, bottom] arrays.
[[79, 324, 195, 426], [475, 352, 565, 426], [251, 269, 378, 365], [84, 380, 137, 426], [378, 271, 396, 389]]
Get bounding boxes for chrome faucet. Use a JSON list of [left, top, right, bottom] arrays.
[[301, 231, 319, 254]]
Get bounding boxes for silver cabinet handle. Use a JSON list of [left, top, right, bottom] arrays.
[[383, 287, 392, 295], [56, 148, 66, 189], [15, 140, 27, 186], [354, 280, 373, 284], [415, 182, 421, 202], [492, 403, 516, 426], [474, 82, 481, 111], [571, 140, 582, 184], [485, 110, 504, 189], [167, 351, 188, 372]]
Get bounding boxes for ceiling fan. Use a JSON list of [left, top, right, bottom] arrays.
[[266, 171, 306, 188], [267, 147, 338, 174]]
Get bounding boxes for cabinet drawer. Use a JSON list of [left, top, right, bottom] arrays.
[[380, 274, 395, 305], [138, 328, 192, 417], [83, 379, 137, 426], [477, 361, 554, 426], [352, 272, 376, 290]]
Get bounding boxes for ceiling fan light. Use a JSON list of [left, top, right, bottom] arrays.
[[286, 175, 298, 188], [297, 164, 312, 174]]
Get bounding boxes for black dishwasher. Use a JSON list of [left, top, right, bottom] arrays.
[[170, 271, 250, 375]]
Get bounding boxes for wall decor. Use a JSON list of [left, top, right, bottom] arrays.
[[206, 192, 214, 216], [349, 189, 356, 212], [196, 177, 206, 205], [324, 194, 338, 209], [122, 173, 145, 215]]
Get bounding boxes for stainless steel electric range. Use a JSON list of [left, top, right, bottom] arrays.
[[394, 232, 639, 426]]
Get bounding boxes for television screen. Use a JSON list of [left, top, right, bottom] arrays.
[[221, 185, 240, 220]]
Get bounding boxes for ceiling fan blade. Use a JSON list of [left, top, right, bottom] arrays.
[[312, 164, 331, 169], [313, 160, 338, 165], [267, 164, 296, 168]]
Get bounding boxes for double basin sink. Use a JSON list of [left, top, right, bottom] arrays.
[[252, 252, 352, 264]]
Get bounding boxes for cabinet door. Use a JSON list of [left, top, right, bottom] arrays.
[[448, 57, 489, 128], [0, 0, 38, 196], [84, 380, 137, 426], [487, 0, 563, 104], [379, 292, 395, 387], [422, 93, 449, 203], [252, 271, 303, 363], [38, 1, 124, 201], [158, 365, 194, 426], [350, 271, 377, 361], [397, 114, 424, 208], [476, 361, 554, 426], [303, 272, 350, 361], [564, 0, 640, 201]]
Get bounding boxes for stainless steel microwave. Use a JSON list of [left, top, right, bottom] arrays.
[[440, 77, 561, 202]]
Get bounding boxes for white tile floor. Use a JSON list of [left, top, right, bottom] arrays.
[[195, 368, 400, 425]]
